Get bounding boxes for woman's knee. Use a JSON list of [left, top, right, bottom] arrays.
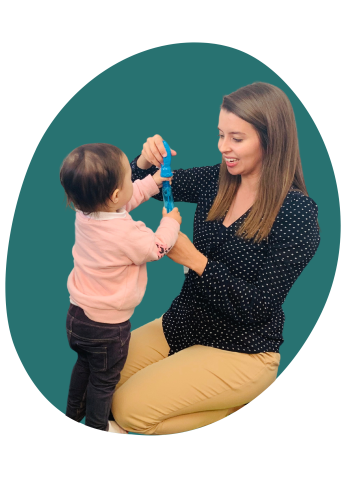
[[111, 386, 155, 433]]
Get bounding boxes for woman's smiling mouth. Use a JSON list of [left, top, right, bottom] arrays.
[[224, 156, 239, 166]]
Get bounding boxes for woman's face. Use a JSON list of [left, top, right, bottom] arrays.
[[218, 109, 263, 178]]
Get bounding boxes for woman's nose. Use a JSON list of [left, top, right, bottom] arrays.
[[218, 137, 232, 153]]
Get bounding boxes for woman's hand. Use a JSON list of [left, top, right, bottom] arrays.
[[137, 135, 177, 169], [166, 232, 208, 276]]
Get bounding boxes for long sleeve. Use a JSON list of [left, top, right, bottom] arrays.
[[196, 194, 320, 323], [130, 156, 220, 204], [123, 217, 180, 265], [125, 174, 160, 212]]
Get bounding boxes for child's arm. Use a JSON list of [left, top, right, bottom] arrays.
[[124, 208, 182, 265], [125, 172, 172, 213]]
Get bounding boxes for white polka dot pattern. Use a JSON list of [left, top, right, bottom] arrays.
[[131, 157, 320, 355]]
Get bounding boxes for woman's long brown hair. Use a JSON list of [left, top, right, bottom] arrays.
[[207, 82, 309, 242]]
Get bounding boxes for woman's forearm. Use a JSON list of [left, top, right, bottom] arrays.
[[167, 232, 208, 276], [137, 154, 152, 170]]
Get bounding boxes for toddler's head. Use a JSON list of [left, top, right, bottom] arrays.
[[60, 143, 132, 213]]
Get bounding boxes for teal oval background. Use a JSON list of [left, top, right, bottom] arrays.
[[6, 43, 340, 418]]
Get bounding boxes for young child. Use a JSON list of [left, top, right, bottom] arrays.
[[60, 143, 181, 433]]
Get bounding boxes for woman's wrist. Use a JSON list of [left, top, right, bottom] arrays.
[[137, 154, 152, 170]]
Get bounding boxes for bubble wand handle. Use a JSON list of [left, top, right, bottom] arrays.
[[160, 140, 175, 213]]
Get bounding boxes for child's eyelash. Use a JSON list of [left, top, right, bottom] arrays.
[[218, 134, 242, 143]]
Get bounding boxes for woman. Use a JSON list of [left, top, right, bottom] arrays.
[[110, 82, 320, 435]]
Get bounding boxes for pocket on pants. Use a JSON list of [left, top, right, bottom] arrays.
[[77, 342, 108, 372]]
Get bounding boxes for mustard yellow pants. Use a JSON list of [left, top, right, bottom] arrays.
[[111, 317, 280, 435]]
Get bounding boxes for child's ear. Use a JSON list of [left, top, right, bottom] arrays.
[[111, 188, 119, 204]]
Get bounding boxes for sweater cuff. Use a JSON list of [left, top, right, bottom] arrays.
[[199, 259, 252, 301], [200, 257, 214, 280]]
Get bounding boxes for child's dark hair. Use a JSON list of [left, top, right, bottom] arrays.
[[60, 143, 126, 213]]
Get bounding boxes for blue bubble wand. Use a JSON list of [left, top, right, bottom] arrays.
[[161, 141, 188, 274], [160, 140, 175, 213]]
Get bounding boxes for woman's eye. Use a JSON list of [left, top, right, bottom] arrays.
[[218, 134, 242, 143]]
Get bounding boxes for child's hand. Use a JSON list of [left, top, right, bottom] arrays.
[[152, 170, 173, 187], [163, 207, 182, 225]]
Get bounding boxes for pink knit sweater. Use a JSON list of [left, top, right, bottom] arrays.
[[67, 175, 180, 323]]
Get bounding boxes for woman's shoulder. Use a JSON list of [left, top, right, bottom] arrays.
[[281, 189, 318, 214], [270, 189, 319, 237]]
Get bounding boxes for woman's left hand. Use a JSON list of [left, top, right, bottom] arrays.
[[166, 232, 208, 276]]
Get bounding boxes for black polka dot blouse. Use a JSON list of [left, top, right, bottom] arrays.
[[131, 158, 320, 356]]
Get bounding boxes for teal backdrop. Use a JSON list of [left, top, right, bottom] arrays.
[[6, 43, 340, 421]]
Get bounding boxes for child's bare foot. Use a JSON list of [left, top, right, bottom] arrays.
[[108, 420, 128, 434]]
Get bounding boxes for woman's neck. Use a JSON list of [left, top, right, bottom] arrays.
[[239, 172, 260, 194]]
